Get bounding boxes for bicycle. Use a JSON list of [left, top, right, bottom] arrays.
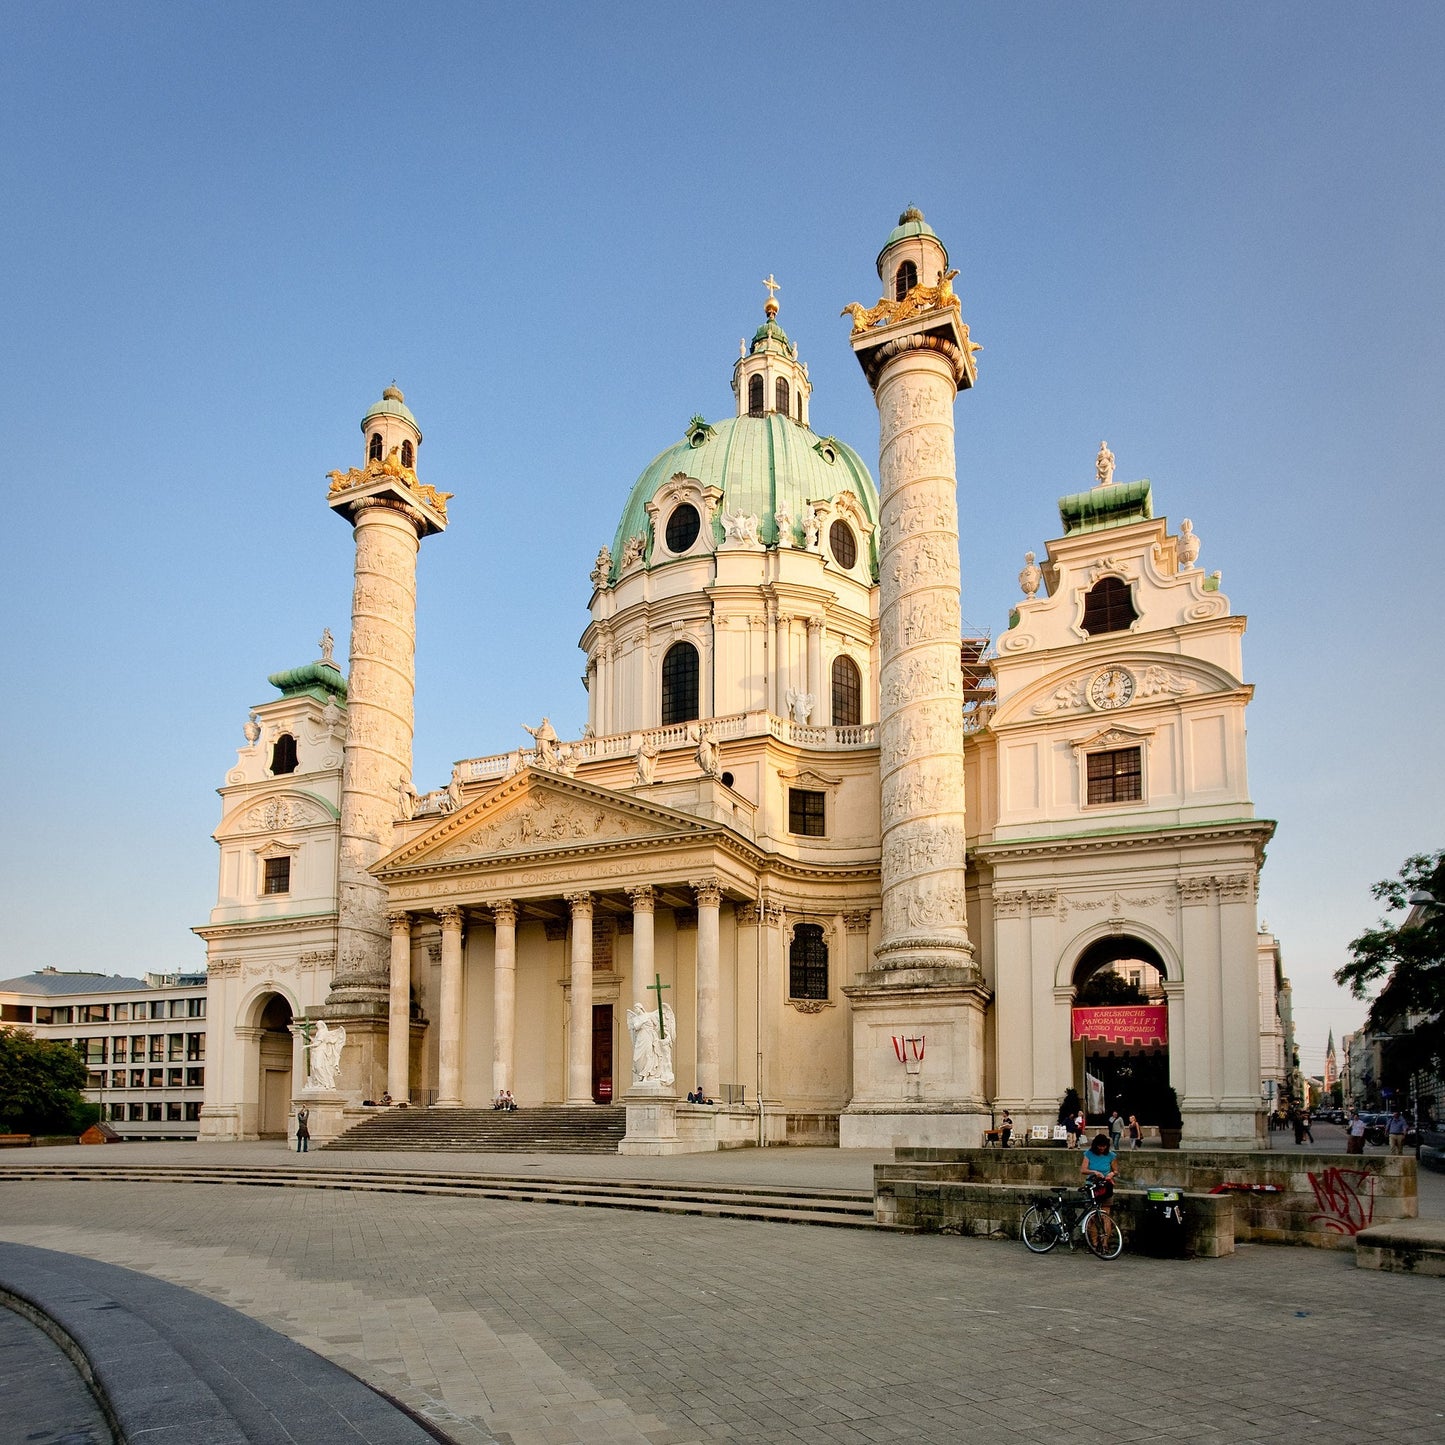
[[1021, 1184, 1123, 1259]]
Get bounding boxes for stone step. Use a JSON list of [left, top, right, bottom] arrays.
[[323, 1106, 628, 1154]]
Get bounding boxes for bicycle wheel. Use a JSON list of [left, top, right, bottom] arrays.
[[1021, 1205, 1061, 1253], [1082, 1208, 1123, 1259]]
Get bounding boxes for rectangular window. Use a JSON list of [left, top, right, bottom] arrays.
[[149, 1036, 164, 1061], [169, 999, 186, 1018], [147, 1103, 163, 1122], [184, 1101, 202, 1122], [186, 1068, 204, 1088], [82, 1038, 106, 1065], [108, 1103, 126, 1122], [186, 1033, 205, 1061], [150, 1001, 165, 1020], [83, 1004, 109, 1022], [87, 1070, 104, 1089], [788, 788, 826, 837], [187, 997, 206, 1018], [167, 1068, 183, 1088], [1086, 747, 1142, 806], [130, 1069, 146, 1089], [132, 1034, 146, 1059], [113, 1003, 129, 1021], [166, 1103, 183, 1122], [168, 1033, 184, 1061], [129, 1103, 144, 1122], [34, 1006, 54, 1025], [149, 1069, 164, 1089], [263, 856, 291, 895], [111, 1038, 128, 1063]]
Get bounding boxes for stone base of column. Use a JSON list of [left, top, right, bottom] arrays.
[[302, 1013, 390, 1107], [316, 985, 391, 1017], [1181, 1103, 1268, 1151], [196, 1105, 242, 1144], [862, 935, 981, 988], [291, 1088, 349, 1147], [841, 980, 991, 1150]]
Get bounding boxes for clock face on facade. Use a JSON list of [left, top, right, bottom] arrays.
[[1089, 667, 1135, 710]]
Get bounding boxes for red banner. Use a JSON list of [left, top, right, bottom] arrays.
[[1071, 1005, 1168, 1047]]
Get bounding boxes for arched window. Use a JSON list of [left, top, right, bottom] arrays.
[[829, 520, 858, 569], [1080, 576, 1138, 635], [270, 734, 298, 775], [665, 503, 700, 553], [895, 259, 918, 300], [661, 641, 699, 725], [831, 655, 861, 727], [747, 374, 764, 416], [400, 439, 414, 468], [368, 432, 383, 462], [797, 392, 803, 422], [775, 378, 790, 415], [789, 924, 828, 1000]]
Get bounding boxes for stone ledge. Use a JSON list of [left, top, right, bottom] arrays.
[[1354, 1219, 1445, 1277]]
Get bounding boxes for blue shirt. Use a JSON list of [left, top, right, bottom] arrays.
[[1083, 1149, 1116, 1177]]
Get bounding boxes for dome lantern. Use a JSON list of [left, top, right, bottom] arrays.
[[359, 383, 423, 472], [730, 275, 813, 427]]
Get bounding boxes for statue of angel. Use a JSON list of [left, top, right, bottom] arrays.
[[785, 688, 815, 725], [306, 1020, 346, 1091]]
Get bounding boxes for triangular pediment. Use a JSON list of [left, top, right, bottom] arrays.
[[376, 769, 716, 873]]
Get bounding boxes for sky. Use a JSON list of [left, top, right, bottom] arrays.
[[2, 4, 1442, 1076]]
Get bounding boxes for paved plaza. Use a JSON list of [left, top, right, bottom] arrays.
[[1, 1142, 1442, 1444]]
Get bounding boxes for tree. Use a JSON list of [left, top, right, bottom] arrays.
[[0, 1029, 93, 1135], [1335, 851, 1445, 1080], [1075, 970, 1148, 1005]]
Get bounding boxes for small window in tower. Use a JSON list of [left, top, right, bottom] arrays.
[[368, 432, 383, 462], [797, 391, 803, 422], [1080, 576, 1138, 636], [1086, 746, 1143, 806], [895, 260, 918, 300], [263, 856, 291, 895], [270, 733, 299, 775], [789, 924, 829, 1000], [665, 504, 701, 554], [788, 788, 826, 837], [400, 439, 414, 468], [661, 641, 699, 726], [748, 374, 764, 417], [829, 520, 858, 570], [831, 655, 862, 727], [775, 378, 790, 415]]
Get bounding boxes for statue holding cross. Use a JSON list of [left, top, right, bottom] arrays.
[[626, 972, 676, 1088]]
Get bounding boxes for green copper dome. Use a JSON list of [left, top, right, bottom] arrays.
[[360, 384, 419, 431], [609, 414, 879, 583], [877, 205, 948, 269]]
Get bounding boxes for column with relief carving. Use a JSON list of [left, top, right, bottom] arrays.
[[385, 912, 411, 1103], [566, 893, 594, 1104], [693, 879, 722, 1100], [436, 907, 465, 1107], [491, 900, 517, 1099], [840, 210, 990, 1146]]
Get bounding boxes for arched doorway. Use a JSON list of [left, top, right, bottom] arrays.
[[1070, 937, 1169, 1127], [254, 992, 294, 1139]]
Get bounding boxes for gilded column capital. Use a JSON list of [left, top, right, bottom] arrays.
[[691, 878, 723, 908], [489, 899, 518, 927], [626, 884, 656, 913]]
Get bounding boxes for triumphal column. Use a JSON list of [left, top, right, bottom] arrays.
[[318, 386, 450, 1102], [840, 209, 991, 1148]]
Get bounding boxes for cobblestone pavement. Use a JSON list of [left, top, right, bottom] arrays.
[[1, 1170, 1442, 1445]]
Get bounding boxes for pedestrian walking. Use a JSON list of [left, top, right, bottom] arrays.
[[1300, 1110, 1314, 1144], [999, 1110, 1013, 1147], [295, 1107, 310, 1153], [1346, 1110, 1366, 1154], [1387, 1108, 1408, 1155], [1108, 1109, 1124, 1153], [1128, 1113, 1141, 1149]]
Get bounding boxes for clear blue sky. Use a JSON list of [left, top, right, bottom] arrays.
[[3, 4, 1441, 1075]]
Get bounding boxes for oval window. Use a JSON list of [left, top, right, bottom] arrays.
[[829, 520, 858, 569], [665, 504, 701, 553]]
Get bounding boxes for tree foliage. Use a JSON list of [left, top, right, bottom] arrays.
[[1075, 970, 1149, 1005], [1335, 851, 1445, 1077], [0, 1028, 92, 1134]]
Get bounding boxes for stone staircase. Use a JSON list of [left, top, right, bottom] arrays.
[[323, 1105, 628, 1154]]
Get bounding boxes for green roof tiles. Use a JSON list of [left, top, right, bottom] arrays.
[[1057, 478, 1154, 535], [267, 661, 348, 703]]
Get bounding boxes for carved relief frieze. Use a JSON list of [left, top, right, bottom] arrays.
[[786, 998, 836, 1014], [208, 958, 242, 977], [882, 653, 962, 706], [437, 798, 657, 860], [299, 949, 335, 970], [734, 903, 759, 926], [1031, 677, 1089, 716], [842, 910, 871, 934], [1217, 872, 1255, 900], [1136, 665, 1196, 700], [1086, 558, 1129, 583], [244, 798, 320, 831], [1177, 877, 1213, 903], [993, 889, 1058, 919]]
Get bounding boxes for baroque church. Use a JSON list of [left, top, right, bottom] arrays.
[[197, 211, 1275, 1152]]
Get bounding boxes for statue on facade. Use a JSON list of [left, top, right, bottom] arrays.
[[305, 1020, 347, 1091], [590, 546, 612, 588], [396, 777, 417, 820], [555, 743, 579, 777], [319, 628, 335, 664], [785, 688, 815, 725], [524, 717, 561, 768], [1018, 551, 1042, 598], [626, 1002, 677, 1087], [1177, 518, 1201, 568], [1096, 441, 1116, 487], [695, 724, 720, 777], [773, 501, 795, 547], [720, 507, 760, 546], [802, 508, 820, 552], [634, 735, 658, 786], [243, 712, 261, 745]]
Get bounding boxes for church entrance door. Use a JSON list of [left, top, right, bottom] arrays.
[[1069, 937, 1169, 1128], [254, 992, 294, 1139], [592, 1004, 613, 1104]]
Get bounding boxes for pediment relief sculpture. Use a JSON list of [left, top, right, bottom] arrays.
[[435, 796, 662, 860]]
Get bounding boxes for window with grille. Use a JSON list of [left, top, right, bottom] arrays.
[[665, 504, 700, 553], [829, 520, 857, 569], [1086, 747, 1142, 805], [788, 788, 826, 837], [775, 378, 790, 415], [1080, 577, 1137, 635], [748, 375, 764, 416], [660, 642, 699, 725], [895, 260, 918, 300], [270, 733, 298, 775], [831, 655, 861, 726], [789, 923, 829, 1000], [368, 432, 383, 462], [263, 856, 291, 895], [400, 439, 414, 468]]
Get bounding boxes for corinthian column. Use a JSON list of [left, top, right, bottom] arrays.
[[386, 911, 411, 1103], [627, 885, 655, 1009], [491, 900, 517, 1098], [436, 906, 465, 1107], [693, 879, 722, 1100], [566, 893, 594, 1104]]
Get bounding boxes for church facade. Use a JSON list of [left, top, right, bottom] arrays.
[[199, 212, 1275, 1150]]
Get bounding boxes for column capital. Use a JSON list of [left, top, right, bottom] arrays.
[[626, 884, 656, 913], [566, 891, 593, 915], [436, 905, 465, 931], [806, 615, 824, 636], [691, 878, 723, 908], [843, 909, 872, 934], [489, 899, 518, 927], [385, 911, 412, 934]]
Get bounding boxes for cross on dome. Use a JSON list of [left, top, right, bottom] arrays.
[[762, 273, 780, 319]]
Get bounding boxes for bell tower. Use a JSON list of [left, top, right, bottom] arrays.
[[840, 209, 990, 1147], [315, 386, 450, 1101]]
